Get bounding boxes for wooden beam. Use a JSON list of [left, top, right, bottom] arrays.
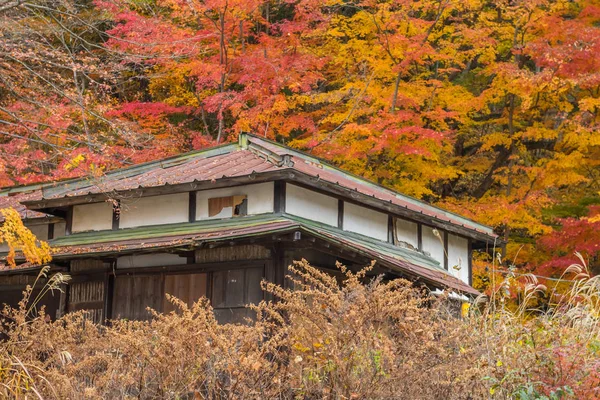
[[468, 239, 473, 287], [47, 223, 54, 240], [338, 200, 344, 229], [387, 215, 394, 244], [417, 223, 423, 251], [274, 180, 286, 213], [115, 260, 267, 276], [189, 191, 197, 222]]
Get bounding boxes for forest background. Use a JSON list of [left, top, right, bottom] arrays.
[[1, 0, 599, 298]]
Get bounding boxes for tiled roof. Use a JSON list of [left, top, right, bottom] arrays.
[[24, 133, 494, 239], [249, 136, 494, 236], [0, 186, 53, 222], [22, 214, 477, 295], [38, 144, 281, 199]]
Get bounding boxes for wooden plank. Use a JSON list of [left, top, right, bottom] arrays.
[[194, 245, 270, 263], [70, 259, 106, 273], [104, 271, 114, 321], [67, 280, 105, 323], [163, 273, 207, 313], [112, 274, 164, 321]]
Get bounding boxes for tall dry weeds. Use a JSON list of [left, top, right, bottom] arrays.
[[0, 258, 598, 399]]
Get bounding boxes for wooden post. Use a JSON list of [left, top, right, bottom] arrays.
[[468, 240, 473, 286], [338, 200, 344, 229], [104, 263, 115, 323], [189, 191, 197, 222], [274, 181, 286, 213], [443, 231, 449, 271], [57, 283, 68, 318], [417, 223, 423, 251], [47, 223, 54, 240]]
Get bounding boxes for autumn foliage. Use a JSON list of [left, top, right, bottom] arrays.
[[0, 2, 598, 293], [0, 208, 52, 268]]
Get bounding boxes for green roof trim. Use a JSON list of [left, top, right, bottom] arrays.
[[49, 213, 286, 247], [49, 213, 446, 274]]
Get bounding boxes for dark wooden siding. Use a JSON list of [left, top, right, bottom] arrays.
[[163, 273, 207, 313], [112, 274, 163, 321], [0, 274, 62, 320], [68, 280, 105, 323]]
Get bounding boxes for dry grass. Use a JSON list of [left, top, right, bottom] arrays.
[[0, 258, 598, 399]]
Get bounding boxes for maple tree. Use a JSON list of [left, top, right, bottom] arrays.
[[0, 208, 52, 267], [0, 0, 599, 285]]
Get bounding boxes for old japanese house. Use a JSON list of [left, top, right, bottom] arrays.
[[0, 133, 497, 323]]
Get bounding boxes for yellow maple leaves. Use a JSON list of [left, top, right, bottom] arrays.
[[0, 208, 52, 268]]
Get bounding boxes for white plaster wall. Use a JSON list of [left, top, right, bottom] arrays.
[[422, 225, 445, 267], [53, 222, 67, 239], [72, 202, 113, 232], [27, 223, 49, 241], [120, 193, 189, 229], [395, 218, 418, 248], [343, 202, 388, 241], [196, 182, 274, 220], [286, 184, 338, 226], [116, 253, 187, 269], [0, 222, 56, 252], [448, 233, 470, 284]]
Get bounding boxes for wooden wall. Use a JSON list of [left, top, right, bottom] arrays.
[[163, 273, 207, 313], [194, 244, 270, 263], [68, 259, 109, 324], [112, 274, 163, 321], [63, 245, 277, 324], [0, 273, 62, 320]]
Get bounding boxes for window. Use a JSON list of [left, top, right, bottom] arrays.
[[208, 195, 248, 218]]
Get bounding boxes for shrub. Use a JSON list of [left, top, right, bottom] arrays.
[[0, 258, 598, 399]]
